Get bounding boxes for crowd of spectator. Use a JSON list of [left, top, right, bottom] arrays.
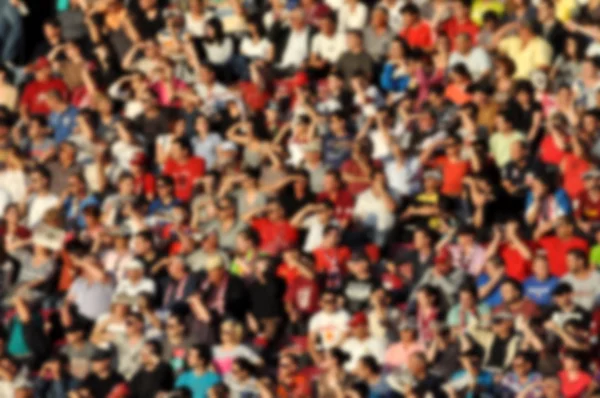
[[4, 0, 600, 397]]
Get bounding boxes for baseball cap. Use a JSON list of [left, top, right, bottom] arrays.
[[124, 258, 145, 271], [32, 57, 51, 71], [349, 312, 368, 327], [552, 282, 573, 296]]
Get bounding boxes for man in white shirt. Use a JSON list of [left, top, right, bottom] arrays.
[[308, 290, 350, 363], [448, 33, 491, 81], [561, 249, 600, 311], [194, 63, 238, 117], [341, 312, 386, 372], [25, 165, 59, 229], [310, 12, 346, 68], [277, 8, 312, 74], [353, 169, 397, 245]]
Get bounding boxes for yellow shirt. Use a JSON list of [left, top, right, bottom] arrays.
[[555, 0, 577, 22], [471, 0, 505, 26], [498, 36, 552, 79]]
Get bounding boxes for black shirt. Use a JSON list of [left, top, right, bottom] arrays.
[[129, 361, 175, 398], [343, 275, 380, 313], [248, 274, 286, 319], [487, 335, 511, 370], [81, 371, 124, 398]]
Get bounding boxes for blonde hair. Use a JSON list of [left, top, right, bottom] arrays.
[[220, 319, 244, 342]]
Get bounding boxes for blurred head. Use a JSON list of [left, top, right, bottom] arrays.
[[566, 248, 587, 273], [187, 344, 212, 369]]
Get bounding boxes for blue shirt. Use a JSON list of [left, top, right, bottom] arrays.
[[476, 273, 504, 308], [323, 133, 353, 169], [49, 105, 78, 143], [449, 369, 495, 397], [524, 276, 559, 307], [64, 194, 100, 229], [175, 371, 221, 398], [148, 198, 181, 216]]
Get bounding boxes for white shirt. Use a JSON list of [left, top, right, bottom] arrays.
[[377, 0, 404, 31], [203, 38, 234, 65], [0, 188, 11, 215], [279, 28, 310, 69], [341, 336, 386, 371], [311, 32, 346, 64], [561, 271, 600, 310], [26, 193, 59, 228], [0, 169, 27, 204], [184, 11, 215, 37], [240, 37, 272, 60], [353, 188, 395, 232], [115, 277, 156, 299], [302, 214, 338, 252], [384, 157, 421, 199], [338, 2, 368, 32], [308, 310, 350, 349], [194, 82, 236, 116], [448, 47, 492, 81]]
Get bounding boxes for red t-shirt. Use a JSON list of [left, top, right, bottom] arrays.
[[20, 78, 69, 115], [574, 191, 600, 222], [400, 21, 434, 50], [239, 81, 272, 112], [340, 159, 382, 196], [440, 17, 479, 48], [313, 246, 351, 274], [252, 218, 298, 255], [539, 135, 567, 166], [163, 156, 205, 202], [562, 153, 591, 199], [537, 235, 589, 277], [559, 370, 593, 398], [317, 189, 355, 223], [284, 276, 320, 315], [498, 242, 534, 281], [431, 156, 470, 196], [133, 173, 156, 197]]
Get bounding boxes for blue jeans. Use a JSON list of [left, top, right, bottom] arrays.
[[0, 0, 23, 62]]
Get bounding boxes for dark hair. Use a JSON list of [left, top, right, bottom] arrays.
[[190, 344, 213, 364], [246, 17, 266, 38], [205, 18, 225, 43], [359, 355, 381, 374], [31, 164, 52, 184], [173, 137, 192, 154], [501, 278, 523, 295], [158, 175, 175, 186], [567, 248, 587, 263], [330, 348, 351, 365], [145, 340, 163, 357], [400, 3, 420, 16], [233, 357, 256, 375]]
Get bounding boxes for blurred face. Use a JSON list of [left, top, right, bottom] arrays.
[[371, 8, 387, 26], [186, 349, 202, 368], [532, 257, 549, 279], [541, 377, 561, 397], [407, 354, 425, 375], [125, 316, 143, 336], [512, 356, 531, 376], [459, 291, 475, 308], [413, 230, 430, 250], [321, 294, 337, 312], [346, 33, 361, 50], [91, 359, 110, 374], [166, 317, 184, 337], [500, 283, 520, 303], [168, 258, 186, 278], [566, 253, 584, 273], [290, 9, 305, 30], [510, 141, 526, 161]]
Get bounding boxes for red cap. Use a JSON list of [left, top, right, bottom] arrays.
[[314, 3, 331, 19], [434, 247, 451, 264], [349, 312, 368, 327], [32, 57, 51, 71], [130, 152, 147, 167]]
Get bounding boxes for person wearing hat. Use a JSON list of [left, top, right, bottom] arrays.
[[20, 57, 69, 116], [340, 312, 386, 372], [114, 258, 156, 304], [383, 318, 425, 369], [411, 247, 466, 307]]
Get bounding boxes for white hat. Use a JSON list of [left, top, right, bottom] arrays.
[[125, 258, 145, 271]]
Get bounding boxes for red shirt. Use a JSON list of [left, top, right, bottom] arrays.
[[317, 189, 354, 223], [539, 135, 567, 166], [20, 78, 69, 115], [133, 173, 156, 197], [313, 246, 351, 289], [562, 153, 591, 199], [574, 191, 600, 222], [400, 21, 434, 50], [559, 370, 593, 398], [239, 81, 272, 112], [252, 218, 298, 255], [440, 16, 479, 48], [340, 159, 381, 196], [163, 156, 205, 202], [284, 275, 320, 315], [498, 242, 534, 281], [431, 156, 470, 196], [537, 235, 589, 277]]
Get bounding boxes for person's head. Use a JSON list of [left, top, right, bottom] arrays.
[[45, 89, 66, 112], [187, 344, 212, 370], [322, 225, 342, 248], [266, 199, 286, 222], [537, 0, 555, 22], [14, 386, 34, 398], [407, 352, 428, 376], [356, 355, 380, 380], [563, 350, 585, 372], [320, 290, 338, 312], [413, 228, 432, 250], [125, 312, 144, 336], [491, 311, 514, 337], [29, 165, 52, 193], [348, 251, 371, 277], [132, 231, 153, 256], [496, 110, 514, 133], [42, 18, 62, 43], [500, 278, 523, 304], [166, 314, 186, 338], [156, 175, 175, 199], [540, 375, 561, 398], [433, 248, 453, 275], [422, 168, 442, 192], [398, 320, 418, 342], [323, 170, 342, 193], [512, 351, 536, 377], [289, 7, 306, 31], [452, 0, 471, 19], [67, 173, 86, 196], [205, 255, 227, 284], [531, 251, 550, 279], [346, 30, 364, 52], [205, 17, 225, 41], [370, 6, 388, 28], [348, 312, 369, 339], [231, 358, 255, 381], [278, 353, 299, 379], [65, 323, 87, 345], [325, 348, 350, 370], [514, 80, 535, 106], [566, 248, 588, 273], [170, 137, 192, 161], [220, 320, 244, 345], [400, 3, 420, 26], [455, 33, 472, 55], [140, 340, 162, 367], [235, 229, 259, 254], [518, 20, 537, 42], [90, 349, 113, 375], [458, 284, 478, 309], [495, 55, 516, 79], [168, 256, 188, 279]]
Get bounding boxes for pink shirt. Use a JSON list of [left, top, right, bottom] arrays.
[[383, 341, 425, 369], [150, 79, 188, 107]]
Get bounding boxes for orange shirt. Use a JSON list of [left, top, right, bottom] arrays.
[[562, 153, 591, 199], [444, 83, 473, 105], [432, 156, 471, 196]]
